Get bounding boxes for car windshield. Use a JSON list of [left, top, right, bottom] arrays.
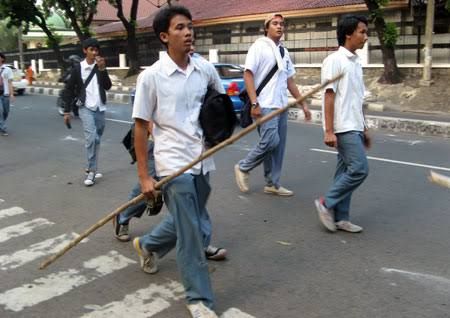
[[214, 64, 243, 79]]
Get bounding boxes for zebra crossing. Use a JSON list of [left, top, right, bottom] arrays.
[[0, 199, 255, 317]]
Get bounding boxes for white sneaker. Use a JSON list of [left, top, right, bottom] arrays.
[[133, 237, 158, 274], [234, 164, 249, 192], [85, 170, 102, 179], [84, 171, 95, 186], [187, 302, 218, 318], [264, 185, 294, 196], [205, 245, 227, 261], [314, 197, 336, 232], [336, 221, 363, 233]]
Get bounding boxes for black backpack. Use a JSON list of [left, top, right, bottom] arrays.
[[199, 87, 237, 148]]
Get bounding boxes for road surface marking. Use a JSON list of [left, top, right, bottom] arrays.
[[0, 232, 87, 270], [382, 267, 450, 294], [310, 148, 450, 172], [221, 308, 256, 318], [0, 218, 54, 243], [80, 280, 184, 318], [105, 118, 133, 124], [0, 251, 136, 312], [0, 207, 28, 220]]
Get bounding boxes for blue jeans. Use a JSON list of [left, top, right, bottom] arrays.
[[78, 107, 105, 172], [0, 96, 10, 133], [324, 131, 369, 222], [118, 140, 158, 225], [238, 108, 288, 188], [139, 173, 214, 308]]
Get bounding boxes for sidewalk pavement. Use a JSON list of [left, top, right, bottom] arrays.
[[27, 81, 450, 138]]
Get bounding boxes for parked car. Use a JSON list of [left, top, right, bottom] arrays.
[[129, 63, 245, 113], [4, 64, 28, 95], [213, 63, 244, 113]]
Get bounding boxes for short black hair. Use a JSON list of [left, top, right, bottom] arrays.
[[82, 38, 100, 49], [337, 15, 368, 46], [0, 53, 5, 62], [153, 5, 192, 46]]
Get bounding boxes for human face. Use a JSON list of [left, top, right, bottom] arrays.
[[83, 46, 99, 63], [160, 14, 193, 55], [345, 22, 368, 52], [265, 16, 285, 42]]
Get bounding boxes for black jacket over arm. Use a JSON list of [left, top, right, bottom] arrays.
[[63, 63, 112, 113]]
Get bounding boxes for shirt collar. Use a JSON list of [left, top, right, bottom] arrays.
[[160, 51, 197, 76], [338, 46, 360, 61], [81, 59, 96, 70]]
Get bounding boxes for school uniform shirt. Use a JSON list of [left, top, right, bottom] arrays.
[[321, 46, 366, 133], [0, 65, 14, 96], [132, 52, 224, 177], [244, 38, 296, 109], [80, 59, 105, 112]]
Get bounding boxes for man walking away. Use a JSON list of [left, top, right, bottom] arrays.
[[63, 38, 112, 186], [314, 15, 371, 233], [234, 13, 311, 196], [0, 53, 15, 136]]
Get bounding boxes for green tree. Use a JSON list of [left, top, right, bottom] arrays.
[[108, 0, 140, 76], [44, 0, 98, 42], [0, 0, 65, 68], [0, 20, 19, 51], [364, 0, 403, 83]]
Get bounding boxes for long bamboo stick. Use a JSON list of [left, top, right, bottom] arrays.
[[39, 74, 342, 270], [428, 170, 450, 189]]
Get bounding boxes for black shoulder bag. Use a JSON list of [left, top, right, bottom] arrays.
[[238, 46, 285, 128]]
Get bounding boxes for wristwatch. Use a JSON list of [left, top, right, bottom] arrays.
[[251, 102, 258, 109]]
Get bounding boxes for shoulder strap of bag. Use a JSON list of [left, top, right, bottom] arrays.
[[82, 64, 97, 89], [255, 46, 284, 96]]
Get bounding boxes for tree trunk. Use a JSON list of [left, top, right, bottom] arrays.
[[115, 0, 141, 77], [126, 30, 140, 77], [364, 0, 403, 84]]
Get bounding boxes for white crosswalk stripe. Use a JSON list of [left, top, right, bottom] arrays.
[[0, 251, 136, 312], [221, 308, 256, 318], [0, 232, 88, 270], [0, 218, 54, 243], [80, 280, 184, 318], [0, 206, 28, 220], [0, 201, 256, 317]]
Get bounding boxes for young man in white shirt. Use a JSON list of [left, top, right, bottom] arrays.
[[63, 38, 112, 186], [315, 15, 371, 233], [0, 53, 15, 136], [131, 6, 224, 318], [234, 13, 311, 196]]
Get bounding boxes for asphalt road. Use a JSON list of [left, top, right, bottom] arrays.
[[1, 94, 450, 318]]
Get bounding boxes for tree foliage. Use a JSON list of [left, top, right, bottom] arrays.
[[43, 0, 98, 42], [0, 0, 65, 68], [0, 20, 19, 52]]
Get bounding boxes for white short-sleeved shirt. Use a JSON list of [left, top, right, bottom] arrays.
[[0, 65, 13, 96], [132, 52, 224, 177], [244, 39, 295, 109], [321, 46, 366, 133], [80, 59, 105, 111]]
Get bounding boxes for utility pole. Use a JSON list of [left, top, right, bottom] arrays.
[[18, 25, 24, 70], [420, 0, 435, 86]]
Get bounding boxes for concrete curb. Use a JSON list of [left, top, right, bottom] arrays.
[[26, 86, 132, 104], [288, 108, 450, 138], [26, 85, 450, 138]]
